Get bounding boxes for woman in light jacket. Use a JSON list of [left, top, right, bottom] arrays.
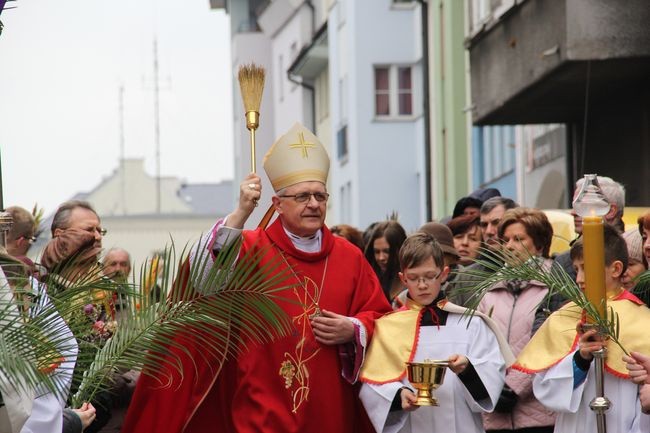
[[478, 208, 556, 433]]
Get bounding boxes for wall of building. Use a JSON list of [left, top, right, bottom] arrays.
[[328, 0, 424, 232], [428, 0, 472, 220], [230, 29, 276, 229], [519, 124, 567, 209], [86, 159, 192, 216], [101, 215, 218, 271], [264, 3, 313, 134]]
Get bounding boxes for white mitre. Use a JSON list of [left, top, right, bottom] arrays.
[[263, 122, 330, 191]]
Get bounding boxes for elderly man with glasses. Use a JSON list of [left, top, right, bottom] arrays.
[[123, 122, 392, 433]]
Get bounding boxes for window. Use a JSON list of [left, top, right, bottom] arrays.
[[475, 125, 516, 185], [315, 70, 329, 122], [374, 65, 413, 118], [397, 67, 412, 115], [374, 67, 390, 116], [337, 125, 348, 161]]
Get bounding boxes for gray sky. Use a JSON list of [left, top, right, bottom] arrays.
[[0, 0, 233, 214]]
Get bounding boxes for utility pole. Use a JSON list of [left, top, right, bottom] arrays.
[[118, 84, 127, 215], [153, 37, 161, 214], [144, 35, 169, 214]]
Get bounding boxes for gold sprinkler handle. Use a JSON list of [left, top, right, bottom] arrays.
[[246, 111, 260, 173]]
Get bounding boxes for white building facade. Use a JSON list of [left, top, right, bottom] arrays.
[[327, 0, 425, 231], [215, 0, 426, 232]]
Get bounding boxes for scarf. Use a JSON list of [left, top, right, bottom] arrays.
[[41, 227, 101, 272]]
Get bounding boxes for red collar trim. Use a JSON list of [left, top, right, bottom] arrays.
[[614, 289, 644, 305]]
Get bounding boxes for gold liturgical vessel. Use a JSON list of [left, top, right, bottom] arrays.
[[406, 359, 449, 406]]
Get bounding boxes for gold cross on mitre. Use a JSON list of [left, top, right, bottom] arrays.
[[289, 132, 316, 158]]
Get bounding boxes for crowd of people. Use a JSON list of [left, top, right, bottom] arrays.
[[2, 121, 650, 433], [1, 203, 137, 433]]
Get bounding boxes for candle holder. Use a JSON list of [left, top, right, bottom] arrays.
[[589, 347, 611, 433], [572, 174, 610, 218], [572, 174, 610, 433]]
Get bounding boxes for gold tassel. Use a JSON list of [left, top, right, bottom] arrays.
[[238, 63, 266, 173]]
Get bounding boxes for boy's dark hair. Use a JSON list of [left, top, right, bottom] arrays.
[[570, 224, 628, 274], [399, 232, 444, 271]]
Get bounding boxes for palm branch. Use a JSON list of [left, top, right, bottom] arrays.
[[631, 269, 650, 294], [0, 266, 79, 401], [1, 233, 297, 408], [66, 235, 296, 406], [453, 245, 627, 354]]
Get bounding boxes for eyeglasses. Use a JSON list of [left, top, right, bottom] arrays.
[[404, 270, 442, 285], [80, 227, 107, 236], [278, 192, 330, 203], [22, 235, 37, 244]]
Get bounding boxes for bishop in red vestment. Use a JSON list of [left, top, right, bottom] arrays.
[[122, 122, 391, 433]]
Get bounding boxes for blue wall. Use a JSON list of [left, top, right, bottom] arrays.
[[472, 125, 517, 200]]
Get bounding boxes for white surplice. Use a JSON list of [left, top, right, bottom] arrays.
[[360, 313, 505, 433], [20, 278, 78, 433], [533, 352, 650, 433]]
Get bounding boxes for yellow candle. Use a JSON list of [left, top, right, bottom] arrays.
[[582, 215, 606, 320]]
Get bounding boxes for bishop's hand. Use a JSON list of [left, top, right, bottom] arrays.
[[310, 309, 355, 345], [228, 173, 261, 229]]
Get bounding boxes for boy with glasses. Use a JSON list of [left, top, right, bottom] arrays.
[[359, 232, 513, 433]]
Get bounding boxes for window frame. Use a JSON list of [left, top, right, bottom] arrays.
[[373, 64, 416, 120]]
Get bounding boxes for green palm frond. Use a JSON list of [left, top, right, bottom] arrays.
[[1, 233, 297, 408], [0, 275, 77, 401], [632, 270, 650, 294], [454, 246, 627, 354], [31, 203, 46, 239], [67, 235, 296, 406]]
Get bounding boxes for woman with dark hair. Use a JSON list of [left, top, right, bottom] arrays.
[[477, 208, 556, 433], [447, 215, 482, 266], [364, 220, 407, 303]]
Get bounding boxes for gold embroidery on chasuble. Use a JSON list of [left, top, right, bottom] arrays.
[[277, 255, 328, 414]]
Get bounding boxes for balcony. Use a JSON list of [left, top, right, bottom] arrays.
[[466, 0, 650, 125]]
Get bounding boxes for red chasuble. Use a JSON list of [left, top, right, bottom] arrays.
[[122, 218, 391, 433]]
